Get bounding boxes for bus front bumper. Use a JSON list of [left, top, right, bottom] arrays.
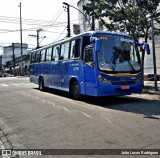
[[97, 81, 143, 97]]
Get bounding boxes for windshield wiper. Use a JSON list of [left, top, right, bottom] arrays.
[[127, 61, 135, 71]]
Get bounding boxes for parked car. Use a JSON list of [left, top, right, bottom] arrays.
[[1, 73, 14, 77]]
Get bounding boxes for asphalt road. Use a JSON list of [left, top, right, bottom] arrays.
[[0, 77, 160, 158]]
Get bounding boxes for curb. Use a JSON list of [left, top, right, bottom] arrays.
[[143, 90, 160, 95]]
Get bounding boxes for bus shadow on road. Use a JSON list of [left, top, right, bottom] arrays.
[[34, 87, 71, 98], [34, 88, 160, 120], [82, 95, 160, 120]]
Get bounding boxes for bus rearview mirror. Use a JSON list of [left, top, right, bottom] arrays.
[[95, 39, 100, 52], [136, 42, 150, 55]]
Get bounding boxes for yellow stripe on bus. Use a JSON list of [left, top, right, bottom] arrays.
[[101, 72, 140, 77]]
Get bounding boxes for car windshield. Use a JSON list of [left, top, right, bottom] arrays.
[[96, 34, 141, 72]]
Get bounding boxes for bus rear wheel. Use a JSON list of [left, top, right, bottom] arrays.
[[71, 80, 81, 100], [39, 77, 45, 91]]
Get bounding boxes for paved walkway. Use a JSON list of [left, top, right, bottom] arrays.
[[143, 81, 160, 95]]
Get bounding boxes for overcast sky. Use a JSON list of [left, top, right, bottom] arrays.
[[0, 0, 79, 51]]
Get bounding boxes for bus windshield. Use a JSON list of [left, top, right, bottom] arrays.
[[96, 34, 141, 72]]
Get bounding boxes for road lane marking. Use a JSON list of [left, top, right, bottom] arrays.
[[1, 84, 9, 87], [47, 101, 51, 105], [63, 107, 70, 113], [12, 84, 19, 86], [80, 111, 92, 119], [35, 96, 38, 100], [43, 99, 46, 103], [104, 117, 113, 124], [52, 103, 55, 107], [20, 83, 33, 85]]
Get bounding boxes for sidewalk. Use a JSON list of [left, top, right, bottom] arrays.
[[143, 81, 160, 95]]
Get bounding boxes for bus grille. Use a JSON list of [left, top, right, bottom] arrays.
[[111, 81, 136, 85]]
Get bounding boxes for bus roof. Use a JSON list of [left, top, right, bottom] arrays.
[[30, 30, 132, 53]]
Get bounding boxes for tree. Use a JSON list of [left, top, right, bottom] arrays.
[[84, 0, 160, 42], [83, 0, 160, 83]]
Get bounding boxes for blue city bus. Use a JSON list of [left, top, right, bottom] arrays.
[[29, 31, 150, 99]]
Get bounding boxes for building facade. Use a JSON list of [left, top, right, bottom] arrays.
[[2, 43, 28, 75], [77, 0, 106, 32]]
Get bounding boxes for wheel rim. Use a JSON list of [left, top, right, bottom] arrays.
[[73, 82, 80, 99]]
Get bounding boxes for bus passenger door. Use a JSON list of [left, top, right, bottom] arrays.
[[83, 45, 97, 96], [51, 45, 61, 88]]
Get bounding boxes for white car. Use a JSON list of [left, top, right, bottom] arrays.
[[1, 73, 14, 77]]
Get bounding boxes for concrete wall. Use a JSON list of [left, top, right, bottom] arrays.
[[144, 36, 160, 75]]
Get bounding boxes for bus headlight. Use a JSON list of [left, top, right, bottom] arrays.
[[98, 75, 111, 84]]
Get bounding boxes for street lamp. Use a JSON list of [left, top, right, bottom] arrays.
[[63, 2, 92, 37]]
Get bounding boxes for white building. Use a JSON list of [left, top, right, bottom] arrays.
[[77, 0, 108, 32]]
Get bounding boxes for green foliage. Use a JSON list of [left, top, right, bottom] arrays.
[[23, 53, 30, 63], [83, 0, 160, 42]]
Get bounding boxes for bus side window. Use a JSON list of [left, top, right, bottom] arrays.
[[31, 53, 35, 63], [53, 45, 60, 61], [51, 47, 55, 61], [36, 51, 40, 63], [70, 40, 75, 59], [41, 49, 46, 62], [46, 47, 52, 62], [84, 45, 94, 68], [74, 39, 81, 58], [60, 42, 69, 60], [82, 35, 91, 59], [70, 39, 81, 59]]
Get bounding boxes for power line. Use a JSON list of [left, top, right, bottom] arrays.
[[0, 16, 57, 24], [52, 27, 67, 43], [42, 7, 64, 31]]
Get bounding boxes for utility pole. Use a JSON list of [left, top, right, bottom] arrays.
[[12, 43, 15, 76], [37, 29, 40, 48], [63, 2, 71, 37], [151, 13, 158, 91], [19, 2, 23, 76], [37, 29, 43, 48], [63, 2, 92, 32], [29, 29, 44, 49]]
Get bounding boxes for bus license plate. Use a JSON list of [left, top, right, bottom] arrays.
[[121, 85, 129, 90]]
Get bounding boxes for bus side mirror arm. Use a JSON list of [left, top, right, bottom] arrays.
[[90, 37, 100, 53], [136, 42, 150, 55]]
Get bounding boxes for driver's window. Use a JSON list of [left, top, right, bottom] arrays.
[[84, 48, 94, 68]]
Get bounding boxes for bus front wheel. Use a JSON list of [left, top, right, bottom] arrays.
[[39, 77, 45, 91], [71, 81, 81, 100]]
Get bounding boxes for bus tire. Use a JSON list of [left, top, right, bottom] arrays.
[[39, 77, 45, 91], [71, 80, 81, 100]]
